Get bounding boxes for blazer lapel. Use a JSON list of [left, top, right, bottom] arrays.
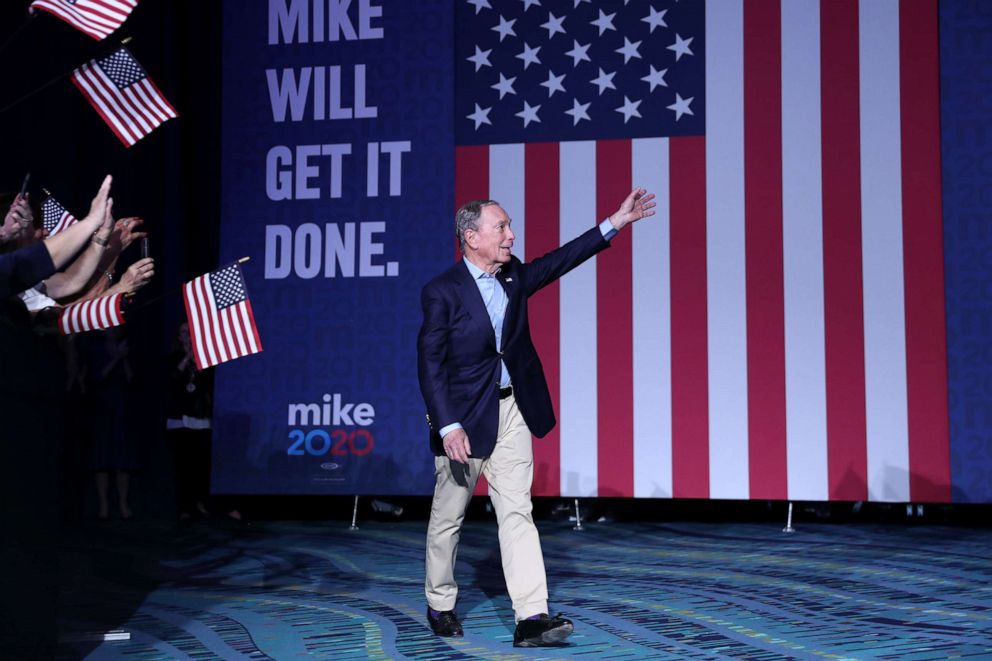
[[454, 261, 497, 348], [497, 265, 517, 340]]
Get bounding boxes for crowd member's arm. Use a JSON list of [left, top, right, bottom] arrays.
[[69, 217, 146, 301], [43, 176, 113, 271], [0, 243, 54, 298], [45, 201, 117, 301]]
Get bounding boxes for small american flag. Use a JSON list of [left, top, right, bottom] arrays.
[[71, 46, 177, 147], [58, 293, 125, 335], [30, 0, 138, 41], [40, 194, 78, 237], [183, 262, 263, 370]]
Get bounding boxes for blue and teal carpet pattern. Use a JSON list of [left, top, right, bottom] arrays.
[[58, 520, 992, 659]]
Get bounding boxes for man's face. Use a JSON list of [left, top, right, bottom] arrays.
[[467, 204, 514, 272]]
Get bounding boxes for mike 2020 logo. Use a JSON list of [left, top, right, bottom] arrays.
[[286, 393, 375, 457]]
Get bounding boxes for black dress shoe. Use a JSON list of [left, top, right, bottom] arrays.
[[513, 613, 573, 647], [427, 607, 464, 637]]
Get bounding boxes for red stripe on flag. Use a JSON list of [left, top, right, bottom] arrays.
[[525, 142, 561, 497], [744, 0, 788, 499], [821, 0, 868, 501], [670, 136, 709, 498], [183, 284, 206, 370], [454, 145, 491, 497], [596, 140, 634, 497], [899, 0, 951, 502]]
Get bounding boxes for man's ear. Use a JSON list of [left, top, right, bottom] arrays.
[[463, 228, 477, 250]]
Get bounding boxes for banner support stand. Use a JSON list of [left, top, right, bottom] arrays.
[[349, 495, 360, 531], [782, 501, 796, 534], [572, 498, 584, 531]]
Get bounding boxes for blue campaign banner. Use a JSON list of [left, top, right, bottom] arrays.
[[213, 0, 453, 494], [941, 0, 992, 503]]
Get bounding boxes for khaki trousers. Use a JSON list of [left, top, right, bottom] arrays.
[[424, 394, 549, 622]]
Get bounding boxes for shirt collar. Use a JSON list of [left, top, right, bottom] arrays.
[[463, 257, 500, 280]]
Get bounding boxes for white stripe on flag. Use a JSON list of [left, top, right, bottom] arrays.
[[859, 0, 910, 502], [706, 0, 750, 499], [632, 137, 672, 498], [93, 65, 155, 135], [559, 140, 598, 497], [75, 65, 139, 144], [240, 303, 260, 354], [782, 0, 828, 500], [192, 278, 220, 368], [228, 305, 250, 357], [490, 144, 525, 260]]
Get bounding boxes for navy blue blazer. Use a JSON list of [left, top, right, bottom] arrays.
[[417, 225, 611, 458]]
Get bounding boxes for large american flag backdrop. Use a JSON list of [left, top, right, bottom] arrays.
[[455, 0, 947, 501], [217, 0, 987, 502]]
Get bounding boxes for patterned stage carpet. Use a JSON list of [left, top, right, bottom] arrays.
[[58, 517, 992, 660]]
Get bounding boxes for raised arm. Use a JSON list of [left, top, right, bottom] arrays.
[[43, 175, 113, 270], [46, 199, 116, 300]]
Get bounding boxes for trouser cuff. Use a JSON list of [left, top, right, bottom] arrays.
[[514, 601, 549, 623]]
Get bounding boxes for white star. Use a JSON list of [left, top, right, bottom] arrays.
[[467, 45, 492, 71], [565, 40, 591, 66], [540, 70, 566, 97], [565, 98, 591, 125], [491, 73, 517, 99], [667, 93, 694, 121], [467, 0, 491, 14], [641, 65, 668, 91], [615, 37, 642, 64], [515, 100, 541, 127], [668, 33, 694, 61], [491, 15, 517, 42], [590, 9, 616, 36], [467, 103, 492, 129], [515, 42, 542, 69], [642, 6, 668, 33], [541, 12, 566, 39], [590, 67, 616, 95], [574, 0, 590, 6], [520, 0, 541, 10], [615, 95, 642, 123]]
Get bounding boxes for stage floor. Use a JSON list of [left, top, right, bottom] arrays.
[[58, 518, 992, 660]]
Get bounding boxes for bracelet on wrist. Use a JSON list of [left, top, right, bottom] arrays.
[[92, 232, 110, 247]]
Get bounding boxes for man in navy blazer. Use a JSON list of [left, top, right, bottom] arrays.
[[417, 188, 655, 647]]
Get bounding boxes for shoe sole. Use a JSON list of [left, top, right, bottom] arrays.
[[514, 621, 573, 647]]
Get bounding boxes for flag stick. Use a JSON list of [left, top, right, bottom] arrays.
[[0, 11, 37, 58], [0, 37, 135, 114]]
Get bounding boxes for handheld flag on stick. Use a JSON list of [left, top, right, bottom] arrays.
[[40, 192, 78, 236], [58, 292, 125, 334], [183, 261, 263, 370], [71, 45, 177, 147], [30, 0, 138, 41]]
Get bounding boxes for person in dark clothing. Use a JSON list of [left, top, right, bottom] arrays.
[[167, 322, 240, 522]]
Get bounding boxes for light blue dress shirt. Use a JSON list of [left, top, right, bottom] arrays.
[[438, 219, 617, 441]]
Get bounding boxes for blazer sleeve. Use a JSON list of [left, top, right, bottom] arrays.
[[416, 282, 457, 433], [0, 242, 56, 299], [521, 225, 609, 297]]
